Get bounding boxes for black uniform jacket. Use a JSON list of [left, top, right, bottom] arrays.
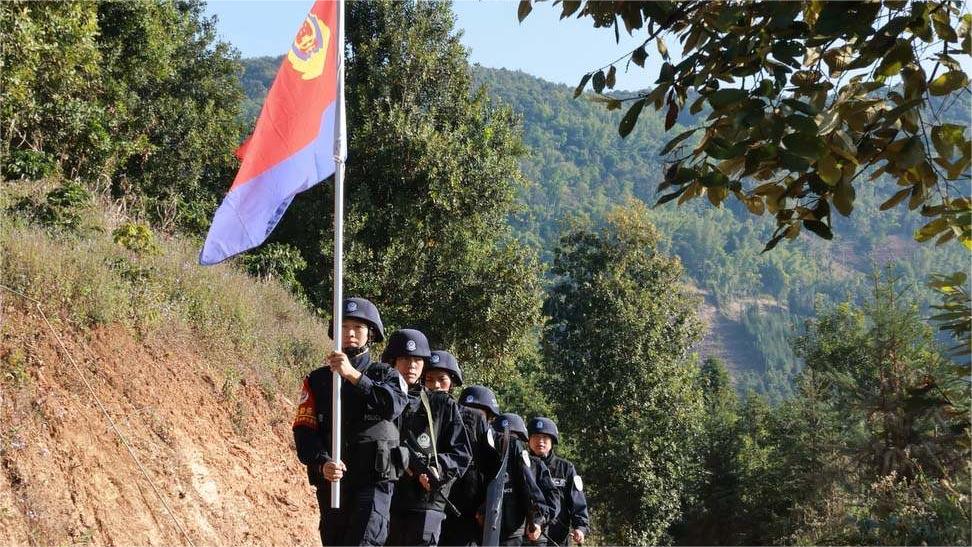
[[539, 452, 589, 544], [495, 438, 559, 540], [392, 386, 473, 513], [293, 350, 408, 487]]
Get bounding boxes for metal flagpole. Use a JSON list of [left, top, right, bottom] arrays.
[[330, 0, 347, 510]]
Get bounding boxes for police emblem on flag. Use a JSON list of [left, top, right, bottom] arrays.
[[287, 13, 330, 80]]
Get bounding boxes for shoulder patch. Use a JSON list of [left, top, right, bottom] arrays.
[[486, 427, 495, 448], [574, 474, 583, 492], [521, 449, 531, 468]]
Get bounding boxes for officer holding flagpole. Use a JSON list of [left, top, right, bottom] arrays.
[[293, 298, 408, 546]]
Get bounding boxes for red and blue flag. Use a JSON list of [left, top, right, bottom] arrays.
[[200, 0, 339, 265]]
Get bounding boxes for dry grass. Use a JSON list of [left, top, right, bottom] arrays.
[[1, 180, 330, 394]]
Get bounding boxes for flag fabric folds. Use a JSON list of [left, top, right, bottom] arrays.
[[200, 0, 338, 265]]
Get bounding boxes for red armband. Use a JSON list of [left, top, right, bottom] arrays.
[[293, 378, 318, 430]]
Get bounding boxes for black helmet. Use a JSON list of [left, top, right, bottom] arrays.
[[458, 385, 500, 416], [381, 328, 432, 363], [331, 297, 385, 342], [527, 416, 560, 444], [426, 350, 463, 386], [493, 412, 528, 442]]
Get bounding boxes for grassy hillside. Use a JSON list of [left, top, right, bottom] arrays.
[[0, 180, 328, 544]]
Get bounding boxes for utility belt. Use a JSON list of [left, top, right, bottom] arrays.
[[307, 420, 408, 487], [307, 439, 409, 487], [347, 439, 409, 484]]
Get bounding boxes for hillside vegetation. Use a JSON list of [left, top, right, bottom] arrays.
[[242, 57, 968, 398], [0, 181, 327, 544]]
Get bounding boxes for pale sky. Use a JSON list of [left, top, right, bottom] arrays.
[[204, 0, 663, 92]]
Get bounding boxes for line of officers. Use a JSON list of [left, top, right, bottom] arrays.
[[293, 298, 589, 546]]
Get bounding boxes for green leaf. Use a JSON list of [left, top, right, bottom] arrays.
[[707, 89, 748, 110], [897, 136, 925, 169], [785, 114, 818, 134], [574, 73, 592, 98], [817, 153, 841, 185], [665, 100, 678, 131], [761, 232, 785, 253], [780, 151, 811, 172], [783, 132, 826, 160], [834, 181, 855, 216], [782, 98, 817, 115], [931, 124, 966, 160], [803, 219, 833, 240], [655, 186, 687, 206], [632, 45, 648, 68], [929, 71, 969, 96], [656, 37, 669, 60], [661, 128, 699, 155], [593, 70, 606, 93], [517, 0, 533, 22], [560, 0, 581, 19], [701, 170, 729, 188], [876, 40, 914, 77], [915, 218, 949, 242], [619, 98, 647, 138]]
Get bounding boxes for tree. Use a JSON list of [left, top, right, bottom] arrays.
[[780, 274, 971, 544], [542, 200, 705, 544], [267, 0, 547, 405], [671, 357, 744, 545], [1, 0, 243, 232], [523, 1, 971, 252]]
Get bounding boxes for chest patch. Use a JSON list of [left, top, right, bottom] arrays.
[[417, 432, 432, 449], [552, 478, 567, 488]]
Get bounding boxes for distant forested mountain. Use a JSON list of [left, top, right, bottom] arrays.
[[239, 58, 967, 399]]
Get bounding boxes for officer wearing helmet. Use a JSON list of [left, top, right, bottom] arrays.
[[525, 418, 589, 546], [440, 384, 503, 546], [424, 350, 463, 394], [386, 332, 472, 546], [292, 298, 408, 546], [487, 413, 559, 546]]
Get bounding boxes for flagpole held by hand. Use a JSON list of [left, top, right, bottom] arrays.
[[330, 0, 347, 510]]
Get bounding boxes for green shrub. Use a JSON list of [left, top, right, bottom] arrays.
[[112, 222, 160, 256]]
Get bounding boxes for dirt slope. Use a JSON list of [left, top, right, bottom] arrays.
[[0, 305, 320, 546]]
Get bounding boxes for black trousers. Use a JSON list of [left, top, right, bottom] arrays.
[[317, 481, 394, 546], [387, 509, 447, 546], [439, 513, 482, 546]]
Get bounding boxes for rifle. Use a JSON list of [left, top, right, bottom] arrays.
[[404, 437, 462, 518], [482, 430, 511, 546]]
